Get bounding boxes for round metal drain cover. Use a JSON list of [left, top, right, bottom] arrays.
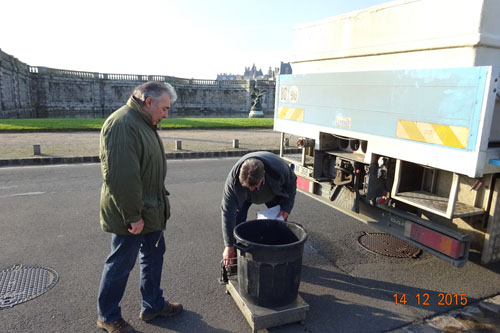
[[358, 233, 421, 258], [0, 265, 58, 309]]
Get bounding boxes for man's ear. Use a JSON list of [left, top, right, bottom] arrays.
[[144, 96, 152, 107]]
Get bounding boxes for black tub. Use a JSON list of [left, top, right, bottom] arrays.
[[233, 219, 308, 307]]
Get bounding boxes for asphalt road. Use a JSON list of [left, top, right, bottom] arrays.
[[0, 159, 499, 332]]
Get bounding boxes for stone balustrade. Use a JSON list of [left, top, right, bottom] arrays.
[[0, 48, 275, 118]]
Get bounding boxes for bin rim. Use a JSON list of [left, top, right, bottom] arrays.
[[233, 219, 308, 249]]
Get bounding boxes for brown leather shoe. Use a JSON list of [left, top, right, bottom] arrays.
[[96, 318, 135, 333], [139, 301, 183, 321]]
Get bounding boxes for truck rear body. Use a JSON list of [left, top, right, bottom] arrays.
[[275, 0, 500, 267]]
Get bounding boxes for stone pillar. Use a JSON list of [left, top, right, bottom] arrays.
[[175, 140, 182, 150], [36, 67, 50, 118], [13, 62, 21, 118], [33, 144, 41, 155], [245, 80, 253, 113], [101, 77, 113, 117], [91, 72, 102, 117], [0, 49, 3, 114]]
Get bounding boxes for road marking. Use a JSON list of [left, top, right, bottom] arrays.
[[0, 163, 97, 170], [0, 192, 45, 198]]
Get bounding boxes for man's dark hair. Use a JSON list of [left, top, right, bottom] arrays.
[[133, 81, 177, 104], [239, 158, 265, 187]]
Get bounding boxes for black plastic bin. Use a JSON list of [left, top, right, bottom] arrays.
[[233, 219, 308, 307]]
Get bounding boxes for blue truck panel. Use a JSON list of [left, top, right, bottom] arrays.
[[276, 67, 489, 152]]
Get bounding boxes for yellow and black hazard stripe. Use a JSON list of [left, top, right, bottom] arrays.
[[396, 120, 469, 149], [277, 107, 304, 122]]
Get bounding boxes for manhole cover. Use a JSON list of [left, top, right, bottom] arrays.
[[358, 233, 421, 258], [0, 265, 58, 309]]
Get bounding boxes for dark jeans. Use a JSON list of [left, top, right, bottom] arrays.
[[97, 231, 166, 322], [235, 196, 281, 225]]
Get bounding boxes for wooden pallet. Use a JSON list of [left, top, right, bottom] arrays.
[[225, 279, 309, 332]]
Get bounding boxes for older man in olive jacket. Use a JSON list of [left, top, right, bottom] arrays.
[[96, 81, 182, 333]]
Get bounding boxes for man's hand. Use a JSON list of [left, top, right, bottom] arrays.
[[223, 246, 236, 267], [128, 218, 144, 235], [276, 210, 289, 221]]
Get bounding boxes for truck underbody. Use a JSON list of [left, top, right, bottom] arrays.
[[279, 132, 499, 267]]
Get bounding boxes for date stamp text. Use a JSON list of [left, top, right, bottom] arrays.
[[393, 293, 468, 306]]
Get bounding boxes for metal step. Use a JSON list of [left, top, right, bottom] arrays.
[[325, 150, 366, 163], [394, 191, 485, 218]]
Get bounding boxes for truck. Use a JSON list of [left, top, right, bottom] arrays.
[[274, 0, 500, 267]]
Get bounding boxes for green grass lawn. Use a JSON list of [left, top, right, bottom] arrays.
[[0, 118, 274, 131]]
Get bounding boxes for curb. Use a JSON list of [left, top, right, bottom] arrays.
[[0, 148, 302, 167]]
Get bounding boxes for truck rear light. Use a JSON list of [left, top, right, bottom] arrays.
[[297, 176, 315, 193], [404, 222, 465, 259]]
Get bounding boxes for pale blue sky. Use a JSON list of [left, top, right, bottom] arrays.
[[0, 0, 391, 79]]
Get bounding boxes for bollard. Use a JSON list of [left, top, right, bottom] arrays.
[[33, 144, 41, 155], [233, 139, 239, 148], [175, 140, 182, 150]]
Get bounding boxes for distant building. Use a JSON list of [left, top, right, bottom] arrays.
[[243, 64, 264, 79], [279, 61, 292, 75], [216, 73, 243, 80], [217, 62, 292, 81]]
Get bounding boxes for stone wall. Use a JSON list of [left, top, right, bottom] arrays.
[[0, 50, 35, 118], [0, 49, 275, 118]]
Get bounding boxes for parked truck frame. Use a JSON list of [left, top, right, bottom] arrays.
[[274, 0, 500, 267]]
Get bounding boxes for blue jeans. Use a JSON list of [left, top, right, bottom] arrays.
[[97, 231, 166, 322]]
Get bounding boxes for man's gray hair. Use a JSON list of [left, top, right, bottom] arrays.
[[132, 81, 177, 104], [239, 158, 265, 187]]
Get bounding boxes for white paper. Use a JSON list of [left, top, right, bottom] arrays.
[[256, 205, 284, 221]]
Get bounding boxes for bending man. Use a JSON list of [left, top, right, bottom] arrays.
[[221, 151, 297, 265]]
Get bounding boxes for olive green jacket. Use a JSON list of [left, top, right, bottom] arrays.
[[99, 96, 170, 235]]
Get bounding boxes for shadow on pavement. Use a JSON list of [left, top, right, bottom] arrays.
[[301, 265, 479, 313], [299, 291, 410, 331], [146, 310, 231, 333]]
